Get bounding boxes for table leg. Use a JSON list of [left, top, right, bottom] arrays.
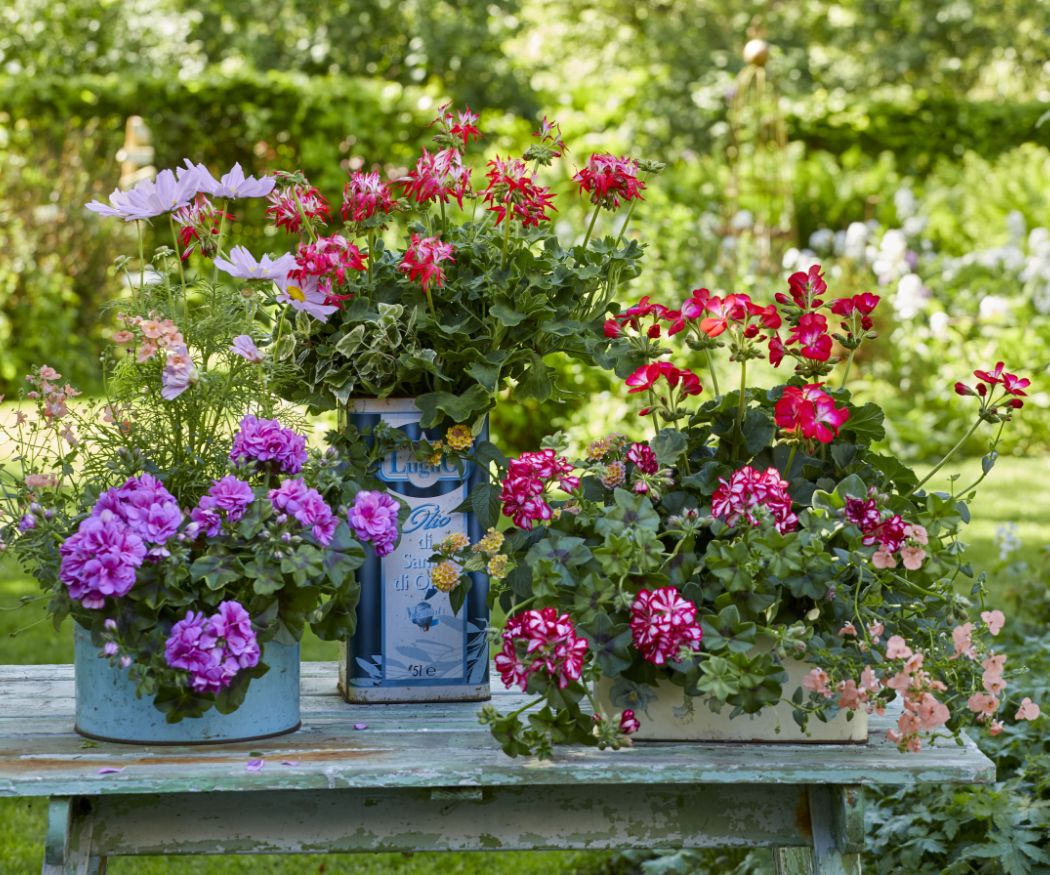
[[773, 786, 863, 875], [42, 796, 106, 875]]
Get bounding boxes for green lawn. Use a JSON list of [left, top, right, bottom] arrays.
[[1, 455, 1046, 872]]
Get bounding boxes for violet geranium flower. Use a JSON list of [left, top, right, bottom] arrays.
[[214, 246, 296, 281], [269, 479, 337, 545], [347, 491, 401, 557], [229, 415, 308, 474], [59, 511, 147, 609]]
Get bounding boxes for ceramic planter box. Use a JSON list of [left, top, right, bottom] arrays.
[[74, 623, 301, 744], [598, 656, 868, 743], [340, 397, 490, 703]]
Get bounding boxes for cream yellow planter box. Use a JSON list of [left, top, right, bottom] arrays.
[[598, 657, 868, 744]]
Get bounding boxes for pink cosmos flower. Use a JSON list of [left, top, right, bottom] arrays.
[[981, 610, 1005, 636], [574, 154, 645, 210], [885, 636, 913, 659], [274, 272, 339, 322], [341, 171, 397, 223], [629, 586, 703, 666], [183, 160, 275, 199], [400, 234, 455, 293], [900, 545, 926, 570], [803, 668, 832, 697], [161, 344, 199, 401], [495, 608, 588, 691], [711, 466, 798, 534], [214, 246, 296, 281], [230, 335, 264, 363], [1015, 697, 1040, 721], [951, 623, 976, 660], [967, 692, 999, 717]]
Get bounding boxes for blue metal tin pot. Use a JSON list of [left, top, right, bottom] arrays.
[[340, 397, 490, 703], [74, 624, 301, 744]]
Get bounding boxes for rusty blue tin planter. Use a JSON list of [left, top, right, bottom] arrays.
[[340, 398, 490, 703], [74, 623, 301, 744]]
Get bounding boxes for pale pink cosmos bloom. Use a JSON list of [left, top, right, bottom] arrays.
[[802, 668, 832, 697], [898, 710, 921, 735], [982, 653, 1006, 675], [868, 621, 884, 643], [916, 693, 950, 729], [903, 652, 925, 674], [24, 473, 58, 489], [906, 736, 922, 753], [137, 342, 159, 363], [38, 365, 61, 381], [872, 548, 896, 569], [112, 330, 134, 344], [901, 546, 926, 570], [1015, 697, 1040, 721], [982, 673, 1007, 695], [885, 635, 912, 659], [884, 670, 912, 693], [837, 679, 865, 710], [140, 320, 164, 339], [967, 692, 999, 716], [860, 666, 880, 693], [981, 610, 1005, 636], [904, 523, 928, 545], [839, 622, 857, 637], [988, 720, 1004, 736], [886, 728, 902, 744], [951, 623, 976, 660]]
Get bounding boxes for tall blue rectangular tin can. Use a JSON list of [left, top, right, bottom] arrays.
[[340, 398, 491, 703]]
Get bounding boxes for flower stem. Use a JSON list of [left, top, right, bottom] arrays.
[[705, 348, 721, 397], [838, 347, 856, 390], [784, 444, 798, 478], [581, 203, 601, 250], [501, 214, 512, 269], [211, 199, 229, 284], [612, 198, 638, 250], [908, 417, 984, 496], [136, 220, 145, 292], [735, 359, 748, 445], [506, 696, 546, 721], [169, 216, 186, 316]]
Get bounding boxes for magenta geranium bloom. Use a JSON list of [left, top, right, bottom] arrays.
[[347, 490, 401, 556], [229, 415, 308, 474]]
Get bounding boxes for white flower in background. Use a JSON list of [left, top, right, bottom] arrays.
[[721, 235, 738, 252], [782, 247, 818, 272], [929, 311, 950, 339], [893, 186, 917, 220], [1028, 227, 1050, 254], [1006, 210, 1026, 244], [995, 523, 1021, 562], [729, 209, 754, 231], [874, 229, 911, 283], [979, 294, 1012, 321], [903, 216, 928, 237], [842, 221, 869, 261], [808, 228, 835, 252], [894, 273, 928, 318]]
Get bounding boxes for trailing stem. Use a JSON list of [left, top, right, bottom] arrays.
[[908, 417, 984, 496]]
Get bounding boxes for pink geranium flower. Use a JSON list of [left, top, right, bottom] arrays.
[[629, 586, 703, 666], [400, 234, 455, 293]]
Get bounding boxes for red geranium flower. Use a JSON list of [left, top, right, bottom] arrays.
[[482, 157, 556, 227], [785, 312, 833, 361], [399, 234, 455, 293], [777, 264, 827, 310], [266, 184, 331, 234], [625, 362, 702, 396], [400, 148, 472, 207], [698, 294, 750, 338], [574, 154, 645, 210], [775, 384, 849, 444], [340, 171, 397, 223]]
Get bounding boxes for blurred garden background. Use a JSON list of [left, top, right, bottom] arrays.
[[1, 0, 1049, 872]]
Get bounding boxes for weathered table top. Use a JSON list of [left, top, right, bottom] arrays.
[[0, 662, 995, 798]]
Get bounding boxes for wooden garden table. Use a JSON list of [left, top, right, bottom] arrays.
[[0, 662, 994, 874]]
